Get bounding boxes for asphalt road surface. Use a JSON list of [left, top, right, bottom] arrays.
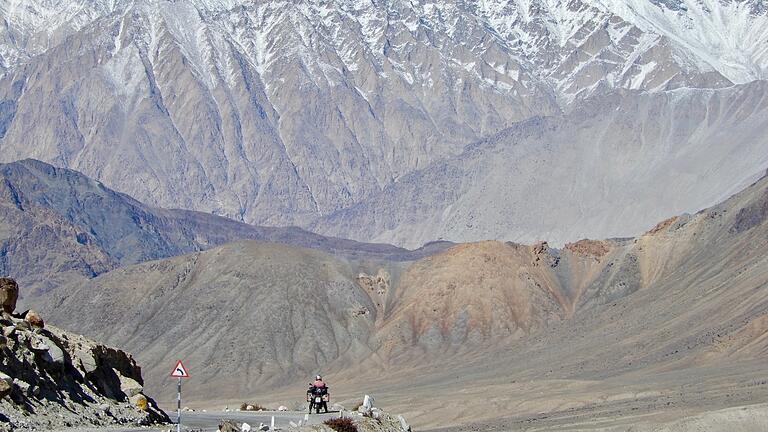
[[172, 410, 342, 430], [72, 410, 343, 432]]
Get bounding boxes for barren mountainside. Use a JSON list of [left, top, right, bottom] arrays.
[[1, 0, 767, 246], [33, 172, 768, 430], [316, 82, 768, 247], [0, 159, 449, 297]]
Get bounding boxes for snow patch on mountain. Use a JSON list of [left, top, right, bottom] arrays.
[[598, 0, 768, 82]]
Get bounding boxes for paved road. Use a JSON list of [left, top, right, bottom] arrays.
[[71, 410, 344, 432], [171, 410, 342, 430]]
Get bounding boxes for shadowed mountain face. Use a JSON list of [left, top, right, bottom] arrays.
[[0, 159, 449, 296], [1, 0, 767, 247], [33, 172, 768, 427]]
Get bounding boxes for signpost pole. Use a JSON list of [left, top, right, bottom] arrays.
[[177, 376, 182, 432], [171, 359, 189, 432]]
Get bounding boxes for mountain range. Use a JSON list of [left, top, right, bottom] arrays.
[[0, 159, 448, 297], [3, 1, 768, 428], [5, 158, 765, 429], [1, 0, 767, 246]]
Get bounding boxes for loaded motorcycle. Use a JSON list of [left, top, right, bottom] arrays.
[[307, 385, 330, 414]]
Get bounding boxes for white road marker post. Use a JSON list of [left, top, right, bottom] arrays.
[[170, 360, 190, 432]]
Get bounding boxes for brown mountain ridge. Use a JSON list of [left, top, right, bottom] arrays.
[[25, 170, 768, 430]]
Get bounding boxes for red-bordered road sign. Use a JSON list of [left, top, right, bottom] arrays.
[[170, 360, 190, 378]]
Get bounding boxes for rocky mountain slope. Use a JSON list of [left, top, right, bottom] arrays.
[[0, 278, 169, 431], [316, 82, 768, 247], [0, 159, 448, 297], [33, 171, 768, 430], [1, 0, 766, 246]]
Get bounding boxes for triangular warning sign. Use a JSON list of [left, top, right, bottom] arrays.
[[170, 360, 190, 378]]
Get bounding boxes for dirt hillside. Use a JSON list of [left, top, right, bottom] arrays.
[[33, 174, 768, 429]]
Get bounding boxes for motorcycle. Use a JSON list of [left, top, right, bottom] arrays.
[[307, 385, 330, 414]]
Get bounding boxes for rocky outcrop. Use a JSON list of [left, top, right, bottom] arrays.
[[0, 278, 169, 431], [0, 278, 18, 314], [564, 239, 611, 259]]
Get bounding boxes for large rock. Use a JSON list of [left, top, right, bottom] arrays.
[[39, 334, 66, 366], [0, 379, 11, 399], [119, 374, 144, 398], [397, 415, 411, 431], [12, 378, 32, 397], [0, 372, 11, 399], [129, 393, 148, 411], [0, 278, 18, 314], [74, 348, 98, 374], [24, 310, 44, 329], [219, 420, 241, 432]]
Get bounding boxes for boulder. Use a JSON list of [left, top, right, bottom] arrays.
[[74, 348, 98, 373], [218, 420, 241, 432], [13, 378, 32, 396], [130, 393, 148, 411], [398, 415, 411, 431], [358, 394, 374, 416], [28, 335, 50, 353], [24, 310, 44, 329], [39, 334, 66, 366], [0, 379, 11, 399], [363, 395, 374, 410], [0, 278, 18, 314], [2, 325, 15, 337], [119, 374, 144, 397]]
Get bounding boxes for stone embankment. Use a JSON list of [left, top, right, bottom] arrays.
[[0, 277, 169, 431]]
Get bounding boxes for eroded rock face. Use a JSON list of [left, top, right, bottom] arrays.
[[731, 189, 768, 234], [564, 239, 610, 259], [0, 278, 18, 314], [0, 305, 169, 430]]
